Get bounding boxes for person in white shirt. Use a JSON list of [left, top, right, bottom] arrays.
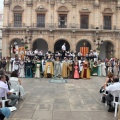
[[61, 43, 66, 59], [105, 77, 120, 112], [0, 75, 19, 107]]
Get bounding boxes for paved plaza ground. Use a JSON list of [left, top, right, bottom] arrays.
[[8, 76, 117, 120]]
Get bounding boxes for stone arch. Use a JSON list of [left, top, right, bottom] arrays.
[[36, 5, 48, 12], [9, 38, 23, 56], [32, 38, 48, 52], [12, 5, 24, 12], [76, 39, 91, 53], [54, 39, 70, 52], [99, 40, 114, 59], [102, 8, 113, 14], [57, 6, 69, 12]]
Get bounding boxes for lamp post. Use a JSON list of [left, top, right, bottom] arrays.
[[21, 36, 32, 47], [93, 37, 104, 51]]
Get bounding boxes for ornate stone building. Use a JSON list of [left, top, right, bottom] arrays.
[[2, 0, 120, 59]]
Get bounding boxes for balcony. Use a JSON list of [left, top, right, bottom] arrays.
[[4, 23, 117, 31]]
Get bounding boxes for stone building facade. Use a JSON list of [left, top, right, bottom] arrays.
[[2, 0, 120, 59], [0, 9, 3, 56]]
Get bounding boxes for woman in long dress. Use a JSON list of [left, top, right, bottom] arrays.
[[54, 57, 61, 77], [34, 59, 42, 78], [113, 62, 119, 76], [19, 59, 25, 78], [73, 61, 79, 79], [101, 60, 106, 77], [91, 61, 98, 76], [97, 60, 102, 77], [81, 59, 90, 79], [25, 58, 33, 78]]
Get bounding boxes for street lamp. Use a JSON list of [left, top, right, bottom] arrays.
[[21, 36, 32, 45], [93, 37, 104, 50]]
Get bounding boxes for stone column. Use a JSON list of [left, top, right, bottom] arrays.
[[48, 33, 54, 52], [116, 0, 120, 29], [93, 0, 100, 28], [2, 31, 9, 57], [26, 0, 33, 27], [3, 0, 10, 27]]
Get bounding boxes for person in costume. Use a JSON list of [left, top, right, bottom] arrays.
[[68, 57, 73, 78], [54, 57, 61, 77], [44, 55, 54, 78], [12, 56, 20, 73], [34, 58, 42, 78], [73, 61, 79, 79], [97, 60, 102, 77], [19, 59, 25, 78], [25, 58, 33, 78], [113, 62, 119, 76], [101, 60, 106, 77], [91, 61, 98, 76], [81, 59, 90, 79], [62, 57, 69, 78]]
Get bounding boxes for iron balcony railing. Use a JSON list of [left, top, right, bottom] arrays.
[[5, 23, 115, 30]]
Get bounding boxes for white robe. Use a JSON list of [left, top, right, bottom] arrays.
[[101, 62, 106, 76]]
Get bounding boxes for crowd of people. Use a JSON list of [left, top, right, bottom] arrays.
[[0, 43, 120, 119]]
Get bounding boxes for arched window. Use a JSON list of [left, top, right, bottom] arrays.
[[13, 6, 24, 27], [57, 6, 69, 28]]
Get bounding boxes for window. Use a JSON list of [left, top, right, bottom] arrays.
[[58, 14, 67, 28], [37, 14, 45, 27], [14, 13, 22, 27], [104, 16, 111, 30], [80, 15, 89, 29]]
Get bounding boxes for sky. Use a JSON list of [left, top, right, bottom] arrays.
[[0, 0, 4, 10]]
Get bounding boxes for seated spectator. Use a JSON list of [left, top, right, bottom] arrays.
[[102, 77, 120, 112], [10, 71, 25, 99], [0, 75, 19, 107], [104, 73, 114, 88]]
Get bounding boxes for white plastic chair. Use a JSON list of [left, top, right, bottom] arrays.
[[111, 90, 120, 117], [10, 77, 25, 98], [0, 87, 10, 108]]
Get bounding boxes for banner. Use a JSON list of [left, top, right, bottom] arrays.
[[18, 47, 25, 59], [80, 47, 89, 56]]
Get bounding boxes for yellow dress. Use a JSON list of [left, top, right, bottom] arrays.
[[62, 61, 68, 78], [44, 62, 54, 77]]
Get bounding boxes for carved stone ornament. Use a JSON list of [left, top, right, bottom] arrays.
[[50, 0, 55, 5], [12, 6, 24, 12], [4, 0, 10, 7], [26, 0, 33, 7], [36, 6, 48, 12], [79, 8, 90, 13], [102, 8, 113, 14], [72, 0, 77, 6], [57, 6, 69, 12]]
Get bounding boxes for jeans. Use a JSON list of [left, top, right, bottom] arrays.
[[7, 94, 19, 106]]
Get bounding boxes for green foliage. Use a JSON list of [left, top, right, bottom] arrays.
[[25, 46, 28, 50]]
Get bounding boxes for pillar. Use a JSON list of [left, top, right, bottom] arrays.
[[3, 0, 10, 27], [116, 0, 120, 29], [93, 0, 100, 28], [26, 0, 33, 26]]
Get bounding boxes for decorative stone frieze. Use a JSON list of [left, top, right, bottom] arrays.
[[26, 0, 33, 7], [4, 0, 10, 7]]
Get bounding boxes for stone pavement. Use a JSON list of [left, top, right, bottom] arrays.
[[9, 76, 117, 120]]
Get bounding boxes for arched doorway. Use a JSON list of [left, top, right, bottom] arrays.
[[33, 39, 48, 52], [99, 41, 114, 59], [54, 39, 70, 52], [10, 39, 23, 56], [76, 40, 91, 53]]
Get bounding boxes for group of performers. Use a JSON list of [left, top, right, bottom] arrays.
[[1, 55, 90, 79]]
